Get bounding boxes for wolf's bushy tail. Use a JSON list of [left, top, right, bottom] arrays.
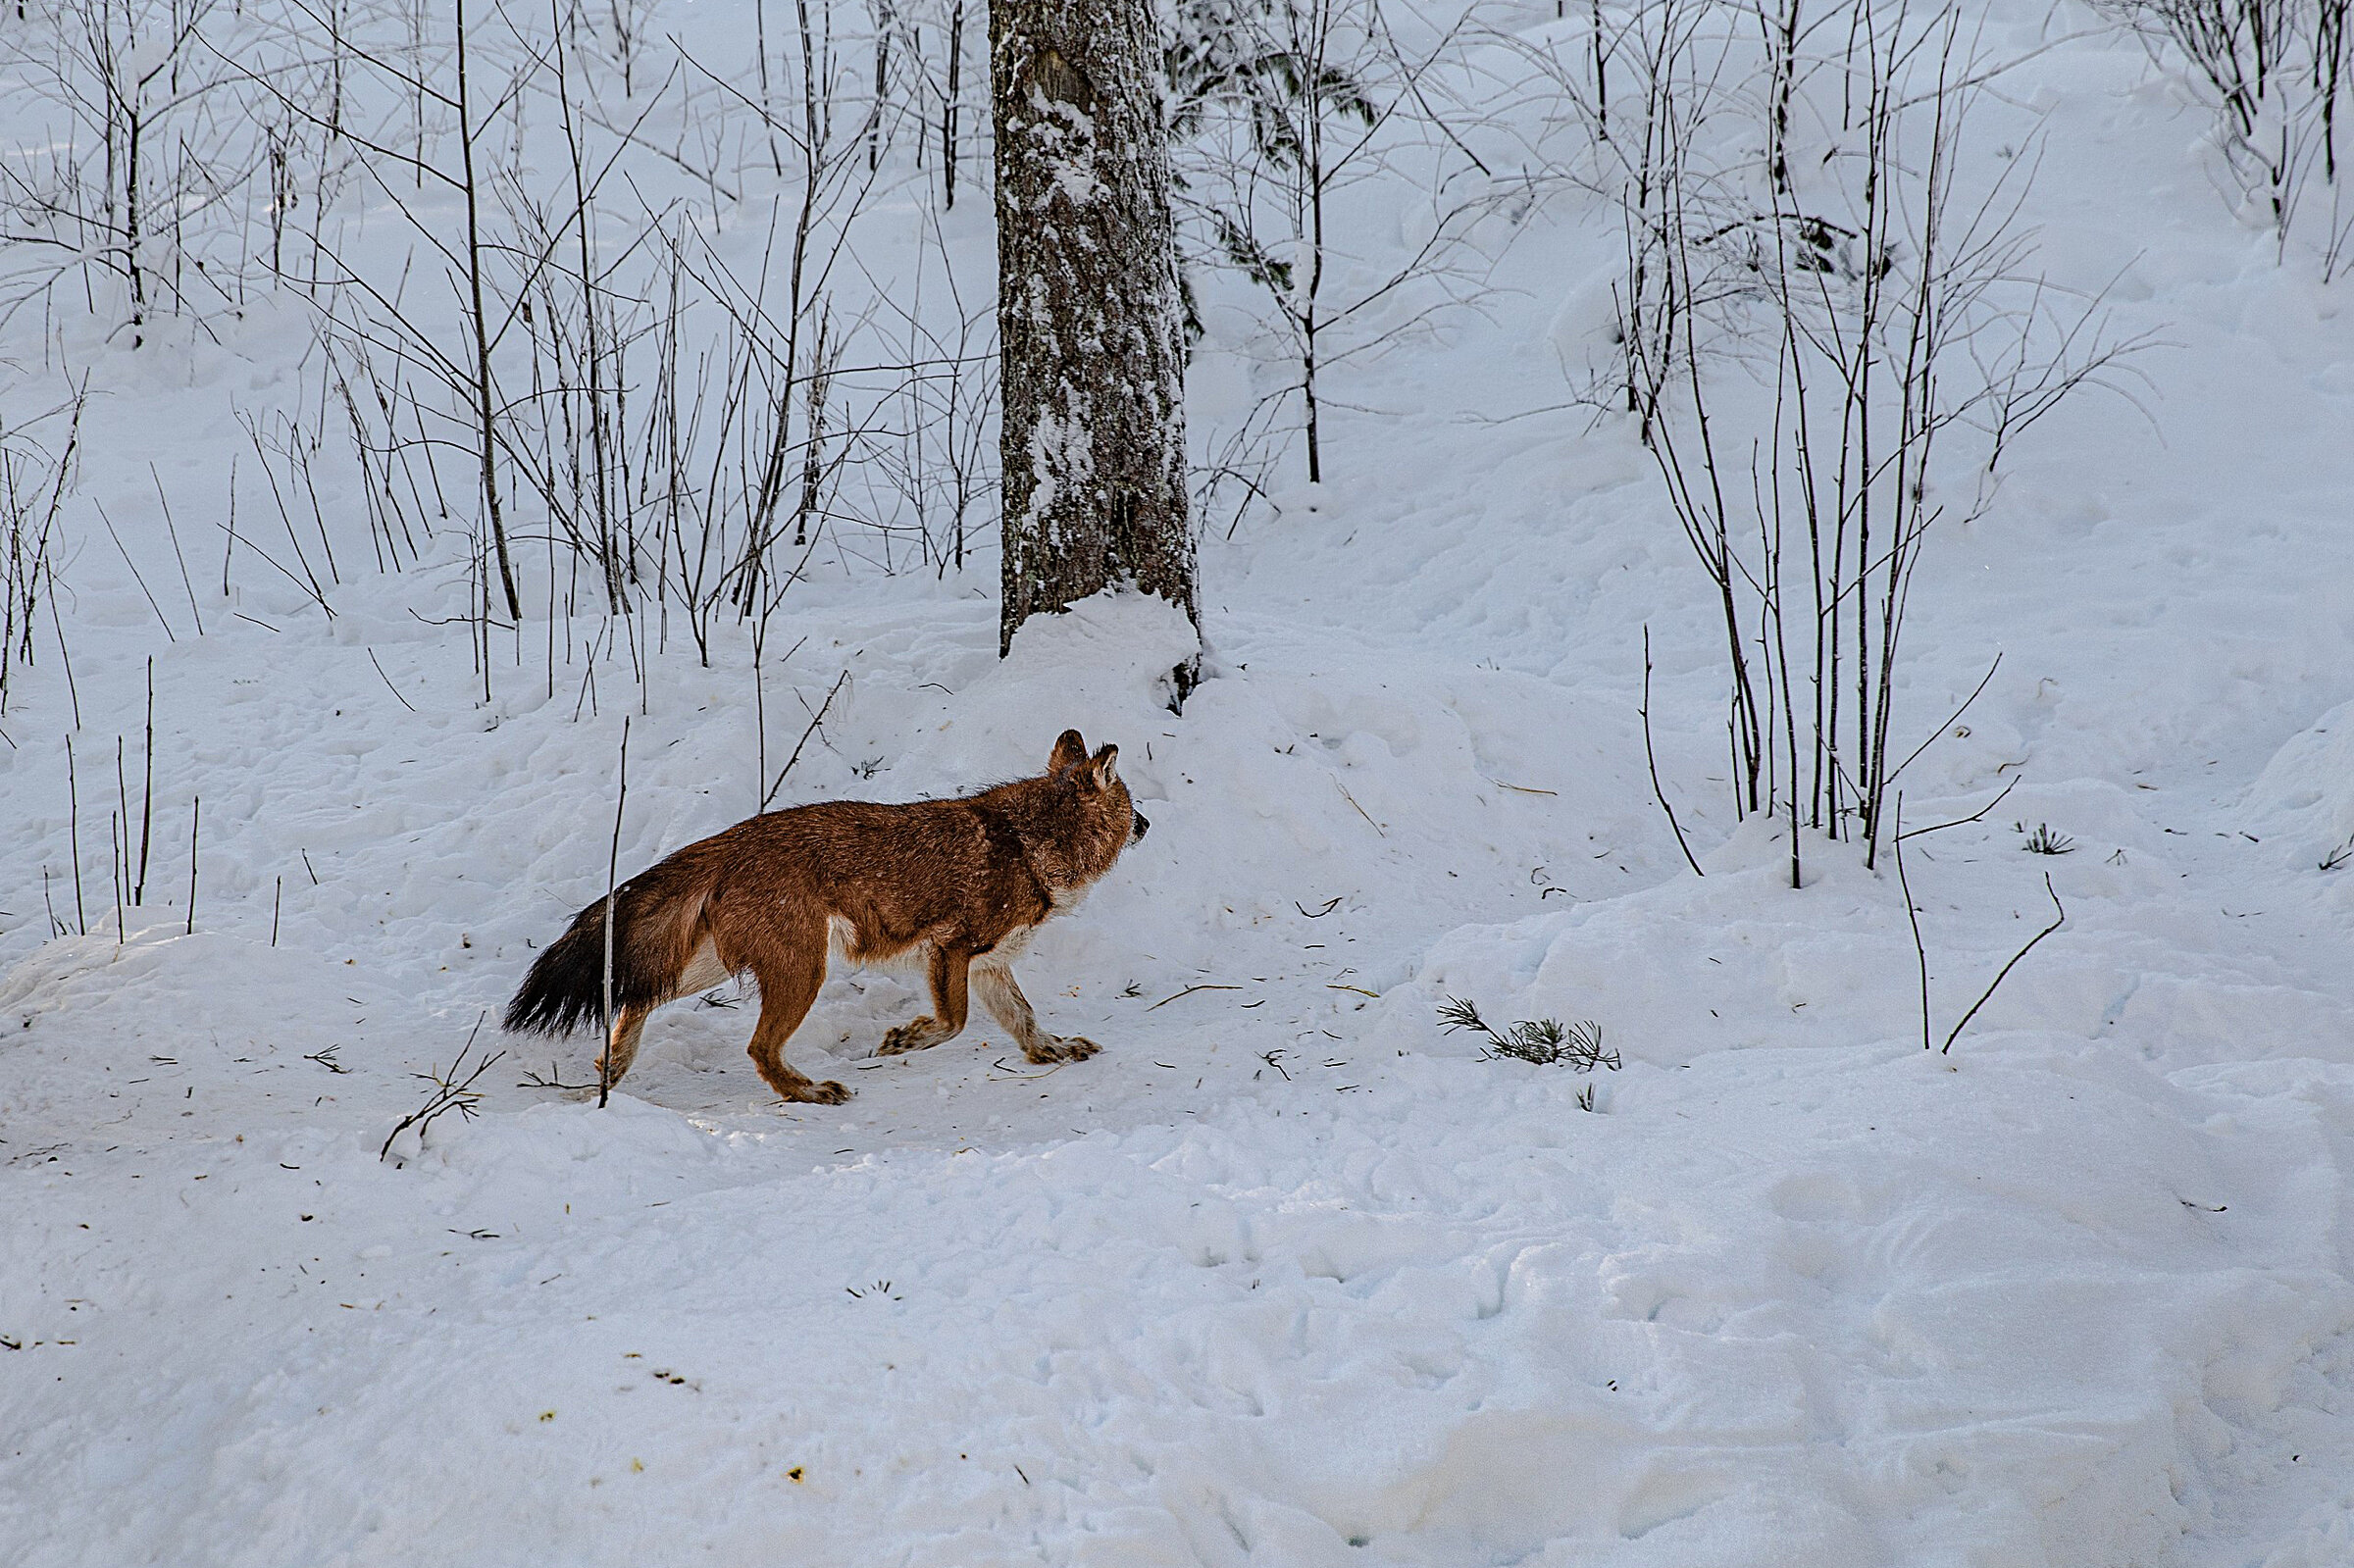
[[503, 859, 710, 1037]]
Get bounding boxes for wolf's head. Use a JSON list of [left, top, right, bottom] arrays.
[[1044, 729, 1148, 882]]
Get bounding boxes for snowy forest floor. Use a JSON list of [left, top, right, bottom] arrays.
[[7, 2, 2354, 1564]]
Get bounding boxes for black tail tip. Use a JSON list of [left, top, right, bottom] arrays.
[[502, 994, 554, 1036], [503, 929, 602, 1037]]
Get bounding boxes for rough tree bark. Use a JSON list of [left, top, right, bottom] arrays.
[[992, 0, 1199, 674]]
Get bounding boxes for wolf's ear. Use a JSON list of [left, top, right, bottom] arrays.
[[1087, 743, 1120, 789], [1049, 729, 1088, 773]]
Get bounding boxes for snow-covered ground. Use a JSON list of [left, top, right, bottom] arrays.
[[7, 2, 2354, 1564]]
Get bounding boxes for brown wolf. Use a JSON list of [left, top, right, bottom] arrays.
[[503, 730, 1148, 1104]]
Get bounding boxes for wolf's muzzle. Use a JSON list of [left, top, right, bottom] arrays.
[[1132, 809, 1151, 842]]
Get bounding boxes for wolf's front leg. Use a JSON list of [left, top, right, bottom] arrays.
[[742, 939, 849, 1104], [878, 943, 972, 1056], [972, 963, 1100, 1064]]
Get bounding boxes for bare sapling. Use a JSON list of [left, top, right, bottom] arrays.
[[0, 0, 1038, 753], [1168, 0, 1498, 483], [494, 0, 681, 614], [1602, 0, 2135, 884], [682, 8, 893, 628], [849, 208, 1000, 575], [2113, 0, 2354, 277], [0, 0, 356, 336], [1495, 0, 1744, 444], [454, 0, 520, 620], [0, 388, 84, 720], [251, 0, 558, 625]]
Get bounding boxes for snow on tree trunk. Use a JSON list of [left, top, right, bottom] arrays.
[[992, 0, 1199, 668]]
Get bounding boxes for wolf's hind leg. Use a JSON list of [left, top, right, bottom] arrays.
[[972, 963, 1100, 1065], [592, 937, 727, 1089], [596, 1001, 653, 1087], [879, 944, 971, 1056]]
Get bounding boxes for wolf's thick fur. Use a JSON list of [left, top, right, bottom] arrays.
[[504, 730, 1146, 1104]]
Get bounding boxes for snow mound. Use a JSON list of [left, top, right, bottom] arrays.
[[911, 589, 1199, 783], [2246, 698, 2354, 866]]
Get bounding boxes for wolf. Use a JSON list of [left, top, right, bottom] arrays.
[[503, 730, 1148, 1104]]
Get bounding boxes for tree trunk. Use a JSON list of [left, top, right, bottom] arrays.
[[992, 0, 1198, 669]]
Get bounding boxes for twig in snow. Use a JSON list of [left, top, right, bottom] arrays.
[[136, 660, 154, 906], [48, 573, 80, 730], [184, 797, 199, 936], [987, 1057, 1066, 1081], [94, 501, 176, 643], [600, 717, 631, 1110], [1887, 654, 2003, 788], [1893, 794, 1932, 1052], [1642, 626, 1703, 878], [1332, 777, 1384, 836], [1942, 875, 2067, 1055], [381, 1015, 504, 1162], [1147, 983, 1243, 1010], [763, 670, 849, 808], [518, 1062, 600, 1090], [113, 737, 128, 918], [64, 735, 86, 935], [367, 649, 418, 713], [151, 465, 205, 638], [1896, 777, 2020, 841]]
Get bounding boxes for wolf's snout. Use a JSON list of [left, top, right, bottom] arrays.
[[1132, 809, 1150, 842]]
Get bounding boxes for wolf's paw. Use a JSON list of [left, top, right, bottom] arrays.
[[877, 1019, 944, 1056], [1024, 1035, 1101, 1065], [790, 1079, 851, 1105]]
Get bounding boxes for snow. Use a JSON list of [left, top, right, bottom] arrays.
[[7, 2, 2354, 1564]]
